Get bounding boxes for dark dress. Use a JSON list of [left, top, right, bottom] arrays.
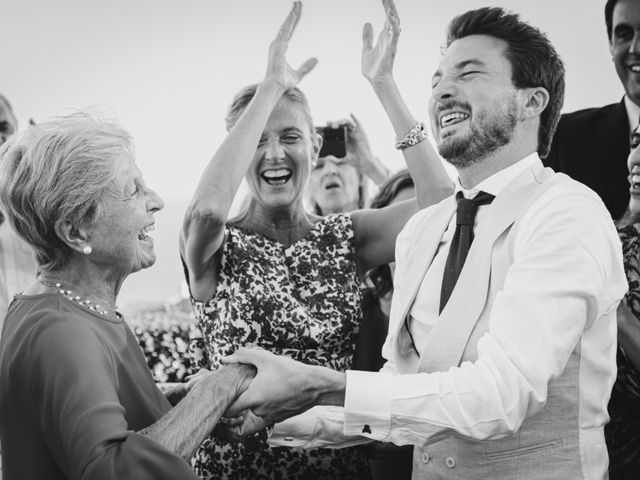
[[188, 214, 371, 479], [0, 293, 199, 480], [607, 223, 640, 479]]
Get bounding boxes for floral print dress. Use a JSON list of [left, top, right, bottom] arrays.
[[189, 214, 371, 480]]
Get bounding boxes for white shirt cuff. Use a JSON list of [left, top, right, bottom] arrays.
[[344, 370, 393, 440]]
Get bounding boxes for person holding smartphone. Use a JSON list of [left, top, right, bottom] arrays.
[[309, 117, 391, 216]]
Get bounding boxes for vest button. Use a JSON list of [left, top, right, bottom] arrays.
[[421, 452, 430, 464], [445, 456, 456, 468]]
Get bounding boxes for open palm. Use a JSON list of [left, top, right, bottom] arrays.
[[265, 1, 318, 92], [361, 0, 401, 87]]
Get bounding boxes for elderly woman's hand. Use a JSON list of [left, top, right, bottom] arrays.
[[264, 1, 318, 92], [214, 409, 270, 442], [361, 0, 401, 88]]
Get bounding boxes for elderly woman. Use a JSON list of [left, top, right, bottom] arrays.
[[180, 1, 452, 479], [0, 114, 254, 480]]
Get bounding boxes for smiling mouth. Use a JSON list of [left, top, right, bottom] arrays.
[[440, 112, 470, 129], [628, 63, 640, 73], [262, 168, 293, 186], [138, 224, 155, 241], [324, 181, 341, 190]]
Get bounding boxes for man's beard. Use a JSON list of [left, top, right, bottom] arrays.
[[437, 96, 518, 169]]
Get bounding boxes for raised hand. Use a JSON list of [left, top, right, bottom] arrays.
[[265, 1, 318, 92], [361, 0, 401, 88]]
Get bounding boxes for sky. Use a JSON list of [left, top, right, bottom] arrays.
[[2, 0, 623, 310]]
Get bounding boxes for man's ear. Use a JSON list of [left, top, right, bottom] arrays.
[[54, 219, 90, 254], [520, 87, 550, 120]]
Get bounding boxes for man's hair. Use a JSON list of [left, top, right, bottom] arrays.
[[446, 7, 565, 158], [606, 0, 621, 40]]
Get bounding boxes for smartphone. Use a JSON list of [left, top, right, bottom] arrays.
[[317, 126, 347, 158]]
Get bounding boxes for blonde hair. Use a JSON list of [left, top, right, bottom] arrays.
[[225, 83, 314, 133], [0, 113, 134, 272]]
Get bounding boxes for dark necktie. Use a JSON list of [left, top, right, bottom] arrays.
[[631, 118, 640, 150], [439, 191, 495, 313]]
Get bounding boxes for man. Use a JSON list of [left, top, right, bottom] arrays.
[[224, 7, 627, 480], [545, 0, 639, 220], [0, 95, 37, 329]]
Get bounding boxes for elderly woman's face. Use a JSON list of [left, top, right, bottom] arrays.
[[88, 159, 164, 275], [309, 156, 360, 214], [246, 98, 318, 210]]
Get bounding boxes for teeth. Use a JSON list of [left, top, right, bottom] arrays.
[[138, 225, 154, 240], [630, 65, 640, 73], [261, 168, 292, 185], [263, 169, 291, 179], [440, 112, 469, 128]]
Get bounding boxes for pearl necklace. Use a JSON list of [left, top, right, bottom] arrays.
[[42, 281, 116, 317]]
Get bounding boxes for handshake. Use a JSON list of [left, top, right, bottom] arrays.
[[187, 348, 347, 441]]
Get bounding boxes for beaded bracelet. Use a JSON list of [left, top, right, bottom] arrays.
[[395, 122, 427, 150]]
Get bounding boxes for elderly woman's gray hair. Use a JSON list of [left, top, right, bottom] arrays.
[[0, 114, 135, 272]]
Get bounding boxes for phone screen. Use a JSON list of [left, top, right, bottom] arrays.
[[317, 126, 347, 158]]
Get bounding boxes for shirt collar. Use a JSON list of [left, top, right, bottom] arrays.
[[454, 152, 540, 199], [624, 95, 640, 133]]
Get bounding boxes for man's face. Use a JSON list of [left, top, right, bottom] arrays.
[[610, 0, 640, 106], [0, 98, 17, 146], [429, 35, 520, 169]]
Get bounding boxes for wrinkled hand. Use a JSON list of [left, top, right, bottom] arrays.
[[221, 347, 317, 424], [361, 0, 401, 87], [163, 368, 213, 406], [215, 409, 270, 442], [219, 363, 256, 400], [265, 1, 318, 92]]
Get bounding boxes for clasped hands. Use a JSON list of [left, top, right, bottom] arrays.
[[203, 347, 323, 441]]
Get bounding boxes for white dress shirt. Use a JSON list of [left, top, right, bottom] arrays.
[[271, 154, 627, 479], [408, 154, 539, 354], [624, 95, 640, 134]]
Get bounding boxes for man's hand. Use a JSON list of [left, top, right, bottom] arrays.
[[221, 347, 346, 425]]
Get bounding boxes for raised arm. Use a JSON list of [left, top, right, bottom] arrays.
[[353, 0, 454, 271], [180, 1, 317, 298], [361, 0, 452, 207]]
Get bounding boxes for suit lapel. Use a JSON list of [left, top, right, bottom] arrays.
[[387, 197, 456, 357], [417, 162, 554, 373]]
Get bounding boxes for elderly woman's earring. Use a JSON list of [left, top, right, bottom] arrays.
[[82, 245, 92, 255]]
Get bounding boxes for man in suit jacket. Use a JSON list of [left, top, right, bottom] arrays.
[[544, 0, 640, 220], [223, 6, 627, 480]]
